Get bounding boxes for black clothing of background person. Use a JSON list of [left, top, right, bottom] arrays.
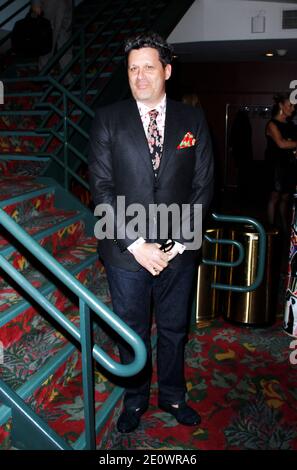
[[265, 94, 297, 232], [265, 118, 297, 194], [230, 109, 253, 198]]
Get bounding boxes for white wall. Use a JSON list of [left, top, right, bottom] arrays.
[[168, 0, 297, 43]]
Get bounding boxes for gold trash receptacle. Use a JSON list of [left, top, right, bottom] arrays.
[[225, 226, 279, 325], [195, 228, 224, 322]]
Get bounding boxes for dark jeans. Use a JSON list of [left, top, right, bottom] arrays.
[[104, 261, 196, 410]]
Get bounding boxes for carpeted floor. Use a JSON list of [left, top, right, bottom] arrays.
[[104, 317, 297, 450]]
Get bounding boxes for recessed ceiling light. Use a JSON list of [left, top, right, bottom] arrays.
[[276, 49, 287, 57], [265, 52, 274, 57]]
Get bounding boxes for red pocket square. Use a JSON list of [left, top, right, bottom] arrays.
[[177, 132, 196, 149]]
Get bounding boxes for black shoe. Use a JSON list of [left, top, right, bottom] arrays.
[[117, 407, 146, 433], [159, 401, 201, 426]]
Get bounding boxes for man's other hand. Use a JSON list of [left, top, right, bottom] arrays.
[[131, 242, 169, 275], [167, 245, 180, 261]]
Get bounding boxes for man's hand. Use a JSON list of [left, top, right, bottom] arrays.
[[166, 244, 181, 261], [131, 242, 169, 276], [31, 4, 42, 15]]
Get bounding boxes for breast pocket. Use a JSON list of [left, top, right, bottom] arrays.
[[176, 146, 197, 158]]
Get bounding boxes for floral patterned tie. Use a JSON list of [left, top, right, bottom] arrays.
[[147, 109, 163, 177]]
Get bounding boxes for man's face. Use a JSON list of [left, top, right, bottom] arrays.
[[127, 47, 171, 108]]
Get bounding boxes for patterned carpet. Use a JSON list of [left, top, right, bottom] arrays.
[[103, 317, 297, 450]]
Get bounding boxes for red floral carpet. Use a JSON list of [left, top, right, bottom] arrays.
[[103, 318, 297, 450]]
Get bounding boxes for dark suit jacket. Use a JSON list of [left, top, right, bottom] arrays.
[[88, 98, 214, 271]]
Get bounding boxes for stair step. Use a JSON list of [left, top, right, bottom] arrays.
[[85, 71, 112, 79], [1, 191, 56, 233], [93, 55, 123, 64], [0, 130, 50, 137], [0, 185, 55, 217], [0, 263, 110, 401], [0, 235, 98, 327], [0, 419, 12, 450], [0, 135, 47, 155], [2, 95, 41, 110], [0, 323, 76, 397], [0, 178, 46, 202], [0, 157, 50, 178], [0, 110, 48, 117], [0, 259, 115, 449], [30, 356, 118, 447], [4, 90, 97, 98], [0, 209, 84, 256], [73, 41, 121, 52]]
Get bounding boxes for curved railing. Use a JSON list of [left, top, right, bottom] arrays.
[[0, 207, 147, 448], [0, 208, 146, 376], [203, 212, 266, 292]]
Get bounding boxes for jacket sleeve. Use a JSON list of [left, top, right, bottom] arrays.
[[179, 108, 214, 249], [88, 108, 135, 252]]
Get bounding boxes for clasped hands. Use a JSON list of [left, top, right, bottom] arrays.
[[131, 241, 179, 276]]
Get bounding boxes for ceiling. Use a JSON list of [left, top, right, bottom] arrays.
[[247, 0, 297, 2], [172, 0, 297, 63], [173, 38, 297, 63]]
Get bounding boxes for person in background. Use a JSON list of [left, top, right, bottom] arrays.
[[88, 32, 214, 433], [31, 0, 73, 85], [265, 93, 297, 234], [182, 92, 201, 108], [230, 109, 253, 202]]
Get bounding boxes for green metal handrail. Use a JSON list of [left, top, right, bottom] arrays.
[[203, 213, 266, 292], [35, 1, 146, 162], [0, 379, 73, 450], [40, 0, 131, 99], [0, 208, 146, 375], [1, 75, 93, 190], [203, 235, 244, 268], [0, 0, 30, 48], [1, 1, 171, 192], [36, 0, 169, 156], [0, 207, 147, 448]]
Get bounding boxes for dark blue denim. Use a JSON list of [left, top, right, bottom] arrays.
[[104, 262, 196, 409]]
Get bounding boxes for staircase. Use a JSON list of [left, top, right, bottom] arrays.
[[0, 0, 196, 450], [0, 158, 119, 449]]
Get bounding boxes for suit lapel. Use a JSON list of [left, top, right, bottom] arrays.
[[157, 99, 181, 180], [123, 99, 183, 181], [125, 100, 154, 175]]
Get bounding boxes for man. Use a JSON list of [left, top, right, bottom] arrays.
[[31, 0, 73, 84], [88, 32, 214, 433]]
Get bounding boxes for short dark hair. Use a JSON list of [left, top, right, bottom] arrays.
[[124, 32, 174, 67]]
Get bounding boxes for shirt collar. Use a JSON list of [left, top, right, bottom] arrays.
[[136, 94, 167, 118]]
